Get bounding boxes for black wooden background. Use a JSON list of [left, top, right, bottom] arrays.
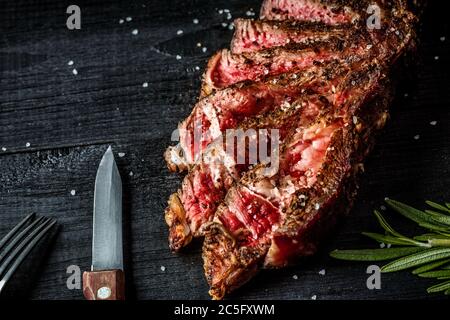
[[0, 0, 448, 300]]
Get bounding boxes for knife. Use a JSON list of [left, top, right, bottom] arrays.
[[83, 146, 125, 300]]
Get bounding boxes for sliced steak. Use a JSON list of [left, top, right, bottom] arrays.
[[165, 62, 340, 172], [203, 4, 415, 96], [231, 18, 348, 54], [201, 35, 369, 97], [202, 61, 392, 299], [166, 56, 391, 252], [166, 95, 330, 251]]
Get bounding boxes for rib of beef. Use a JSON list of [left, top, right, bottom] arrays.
[[163, 0, 417, 299], [166, 61, 362, 251], [203, 61, 394, 299]]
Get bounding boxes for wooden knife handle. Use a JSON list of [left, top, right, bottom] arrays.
[[83, 270, 125, 300]]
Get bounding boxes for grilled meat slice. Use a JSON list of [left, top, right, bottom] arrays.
[[231, 18, 348, 54], [203, 4, 415, 96], [165, 62, 339, 172], [201, 36, 369, 97], [260, 0, 361, 24], [166, 55, 394, 252], [166, 0, 414, 173], [259, 0, 408, 24], [202, 62, 392, 299], [166, 95, 330, 251]]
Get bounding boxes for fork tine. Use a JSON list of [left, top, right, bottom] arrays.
[[0, 216, 47, 263], [0, 213, 35, 252], [0, 218, 57, 294]]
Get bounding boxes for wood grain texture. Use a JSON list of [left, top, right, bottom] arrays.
[[0, 0, 449, 300], [83, 270, 125, 300]]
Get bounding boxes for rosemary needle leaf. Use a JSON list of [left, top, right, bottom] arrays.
[[414, 234, 450, 241], [427, 280, 450, 293], [431, 215, 450, 226], [446, 203, 450, 210], [418, 222, 450, 233], [412, 258, 450, 274], [426, 201, 450, 214], [418, 270, 450, 278], [386, 200, 449, 231], [330, 247, 424, 261], [382, 248, 450, 273], [373, 210, 404, 237], [362, 232, 421, 246]]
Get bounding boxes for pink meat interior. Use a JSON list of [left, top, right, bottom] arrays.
[[217, 120, 344, 246], [211, 49, 334, 90], [260, 0, 356, 25]]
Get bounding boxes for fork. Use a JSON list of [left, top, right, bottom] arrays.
[[0, 213, 57, 294]]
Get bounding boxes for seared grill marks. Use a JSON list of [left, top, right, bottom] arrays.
[[164, 0, 416, 299]]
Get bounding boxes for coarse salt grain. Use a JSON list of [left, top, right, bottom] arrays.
[[293, 275, 298, 280], [228, 23, 234, 30], [202, 47, 207, 53], [142, 82, 148, 88], [440, 36, 446, 42], [380, 242, 386, 248], [176, 55, 182, 60], [430, 121, 437, 126], [196, 42, 202, 47], [126, 16, 132, 22], [119, 19, 124, 24], [2, 147, 6, 151], [414, 134, 420, 140], [25, 142, 31, 147], [380, 205, 387, 211], [311, 295, 317, 300], [160, 266, 166, 272], [315, 203, 320, 210], [68, 60, 74, 66], [70, 189, 76, 196], [129, 171, 134, 176], [177, 30, 183, 35], [118, 152, 126, 157], [353, 116, 358, 124], [221, 22, 228, 28], [72, 69, 78, 75], [435, 56, 439, 60], [319, 269, 326, 276], [195, 66, 200, 71], [132, 29, 138, 35], [193, 18, 199, 24]]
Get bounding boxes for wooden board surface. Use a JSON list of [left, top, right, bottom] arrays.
[[0, 0, 449, 300]]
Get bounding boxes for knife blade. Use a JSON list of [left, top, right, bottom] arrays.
[[83, 146, 125, 300]]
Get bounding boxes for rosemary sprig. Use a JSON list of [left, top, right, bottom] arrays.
[[329, 247, 424, 261], [330, 199, 450, 296]]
